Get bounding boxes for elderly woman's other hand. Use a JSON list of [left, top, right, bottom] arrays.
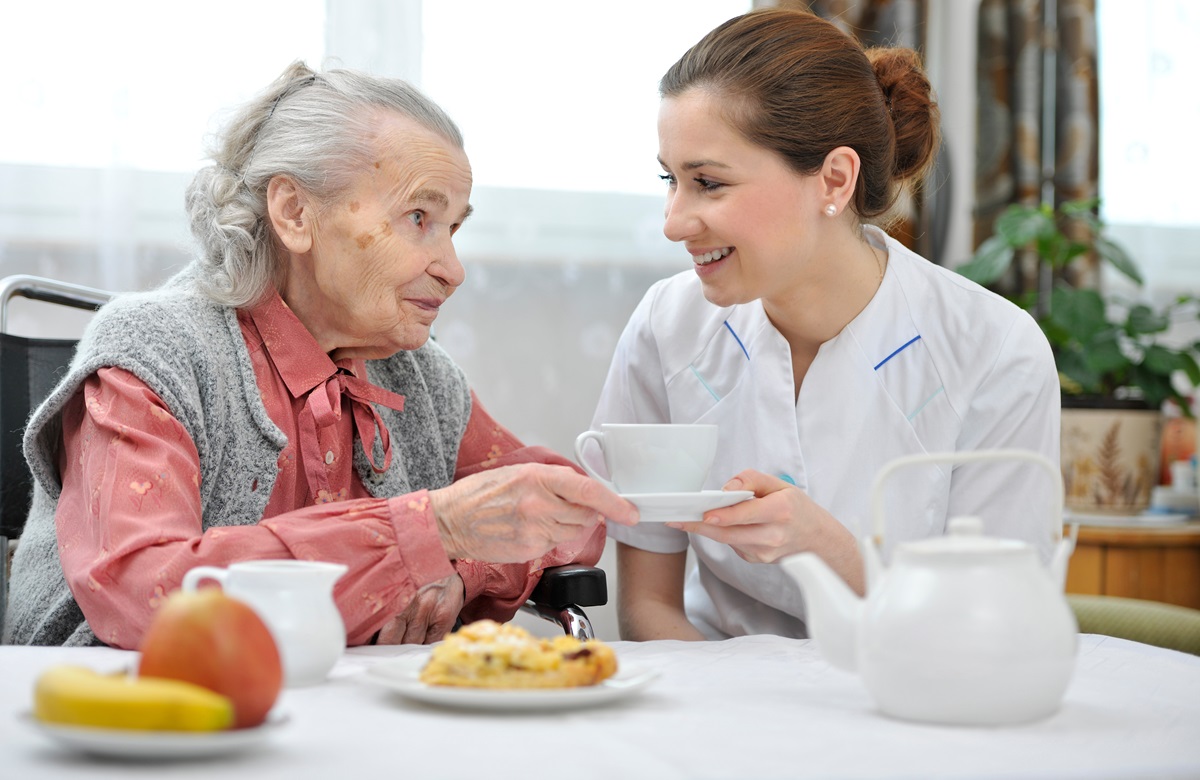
[[431, 464, 637, 563], [375, 574, 465, 644]]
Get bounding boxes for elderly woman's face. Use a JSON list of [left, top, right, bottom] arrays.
[[297, 113, 473, 360]]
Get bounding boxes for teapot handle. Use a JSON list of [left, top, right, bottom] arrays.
[[869, 449, 1065, 548]]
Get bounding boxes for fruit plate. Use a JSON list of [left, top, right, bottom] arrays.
[[364, 655, 659, 712], [21, 711, 288, 760]]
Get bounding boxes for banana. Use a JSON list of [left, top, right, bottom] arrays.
[[34, 665, 234, 732]]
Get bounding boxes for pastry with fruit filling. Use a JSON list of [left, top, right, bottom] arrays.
[[419, 619, 617, 688]]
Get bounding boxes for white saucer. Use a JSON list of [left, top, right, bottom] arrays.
[[620, 490, 754, 523]]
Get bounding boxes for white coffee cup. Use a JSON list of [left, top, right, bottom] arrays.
[[574, 423, 718, 494], [182, 560, 348, 688]]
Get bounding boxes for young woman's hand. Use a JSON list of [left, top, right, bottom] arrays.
[[668, 470, 864, 594]]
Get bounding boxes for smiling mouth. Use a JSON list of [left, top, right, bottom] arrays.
[[695, 247, 733, 265]]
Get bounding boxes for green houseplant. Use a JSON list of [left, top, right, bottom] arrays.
[[957, 198, 1200, 413], [957, 198, 1200, 512]]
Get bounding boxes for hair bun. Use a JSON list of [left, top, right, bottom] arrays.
[[866, 47, 940, 183]]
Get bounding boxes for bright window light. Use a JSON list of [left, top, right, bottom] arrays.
[[1098, 0, 1200, 228], [0, 0, 324, 171], [420, 1, 749, 196]]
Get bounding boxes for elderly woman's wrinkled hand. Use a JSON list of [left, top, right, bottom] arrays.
[[430, 463, 638, 563], [375, 573, 465, 645]]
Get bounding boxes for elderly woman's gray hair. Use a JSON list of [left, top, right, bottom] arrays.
[[185, 61, 464, 307]]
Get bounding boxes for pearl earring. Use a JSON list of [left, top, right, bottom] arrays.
[[824, 204, 837, 217]]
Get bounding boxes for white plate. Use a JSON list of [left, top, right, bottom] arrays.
[[621, 490, 754, 523], [21, 711, 287, 760], [1064, 510, 1195, 527], [363, 655, 658, 712]]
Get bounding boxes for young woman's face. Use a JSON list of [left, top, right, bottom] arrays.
[[299, 113, 473, 360], [657, 90, 826, 308]]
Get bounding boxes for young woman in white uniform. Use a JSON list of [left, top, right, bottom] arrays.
[[590, 9, 1061, 641]]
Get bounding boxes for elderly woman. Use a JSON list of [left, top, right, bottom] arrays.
[[4, 62, 636, 648]]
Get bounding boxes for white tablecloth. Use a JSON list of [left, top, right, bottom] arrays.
[[3, 634, 1199, 779]]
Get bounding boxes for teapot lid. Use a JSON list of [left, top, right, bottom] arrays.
[[899, 516, 1031, 556]]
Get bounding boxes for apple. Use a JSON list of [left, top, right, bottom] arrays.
[[138, 588, 283, 729]]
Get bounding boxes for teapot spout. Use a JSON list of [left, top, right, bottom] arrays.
[[780, 552, 863, 672]]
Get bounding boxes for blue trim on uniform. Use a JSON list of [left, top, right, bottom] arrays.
[[690, 365, 721, 401], [874, 335, 922, 371], [907, 386, 945, 421], [724, 320, 750, 361]]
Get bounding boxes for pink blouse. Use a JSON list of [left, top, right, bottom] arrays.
[[54, 290, 603, 649]]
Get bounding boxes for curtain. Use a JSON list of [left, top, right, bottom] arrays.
[[974, 0, 1099, 294]]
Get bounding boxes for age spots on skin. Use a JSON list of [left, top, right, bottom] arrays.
[[354, 219, 392, 250], [349, 201, 360, 213]]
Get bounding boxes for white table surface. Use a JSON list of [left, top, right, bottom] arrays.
[[3, 634, 1199, 779]]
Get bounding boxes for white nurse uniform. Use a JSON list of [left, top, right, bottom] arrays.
[[593, 226, 1061, 639]]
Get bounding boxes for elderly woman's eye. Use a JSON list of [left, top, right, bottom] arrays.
[[407, 211, 425, 228]]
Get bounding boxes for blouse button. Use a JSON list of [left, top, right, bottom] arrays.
[[325, 451, 335, 465]]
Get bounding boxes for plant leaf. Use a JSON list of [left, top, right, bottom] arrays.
[[996, 205, 1055, 246], [1061, 198, 1103, 233], [1061, 197, 1101, 217], [1180, 351, 1200, 385], [1082, 331, 1128, 375], [1037, 233, 1071, 268], [1055, 348, 1102, 395], [1126, 304, 1170, 335], [1048, 286, 1108, 341], [1142, 344, 1191, 375], [1095, 236, 1143, 285], [1062, 241, 1090, 264], [1128, 365, 1176, 410], [957, 236, 1014, 284]]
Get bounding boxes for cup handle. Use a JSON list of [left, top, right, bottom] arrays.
[[182, 566, 229, 592], [574, 430, 618, 492]]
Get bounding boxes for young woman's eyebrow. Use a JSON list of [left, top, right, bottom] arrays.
[[657, 155, 731, 171]]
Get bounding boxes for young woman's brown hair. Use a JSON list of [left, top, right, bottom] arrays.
[[660, 8, 940, 221]]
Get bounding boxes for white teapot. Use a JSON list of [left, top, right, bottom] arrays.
[[780, 449, 1078, 726]]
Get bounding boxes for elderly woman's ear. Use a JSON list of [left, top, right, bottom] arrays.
[[267, 175, 315, 254]]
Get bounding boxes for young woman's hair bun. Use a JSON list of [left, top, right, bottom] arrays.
[[866, 47, 940, 184]]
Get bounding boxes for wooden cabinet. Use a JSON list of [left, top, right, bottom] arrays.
[[1064, 523, 1200, 609]]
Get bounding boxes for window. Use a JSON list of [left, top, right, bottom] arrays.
[[0, 0, 325, 297], [0, 0, 749, 282], [1, 1, 325, 172], [1097, 0, 1200, 301]]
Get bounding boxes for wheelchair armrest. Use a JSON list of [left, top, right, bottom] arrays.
[[529, 564, 607, 609]]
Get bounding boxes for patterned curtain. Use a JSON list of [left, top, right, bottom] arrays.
[[757, 0, 935, 258], [975, 0, 1099, 294]]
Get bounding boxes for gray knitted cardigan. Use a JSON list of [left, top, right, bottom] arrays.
[[3, 268, 471, 646]]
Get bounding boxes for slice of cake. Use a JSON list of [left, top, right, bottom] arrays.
[[419, 619, 618, 689]]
